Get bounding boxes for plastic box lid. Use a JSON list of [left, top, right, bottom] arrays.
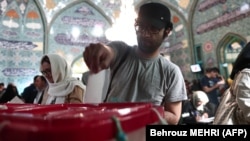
[[0, 102, 164, 141]]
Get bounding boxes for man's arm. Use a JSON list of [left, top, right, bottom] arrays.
[[163, 101, 182, 125], [83, 43, 115, 73]]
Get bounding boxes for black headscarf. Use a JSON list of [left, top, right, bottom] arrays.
[[230, 42, 250, 79], [0, 83, 19, 103]]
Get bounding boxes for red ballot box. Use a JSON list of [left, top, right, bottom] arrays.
[[0, 102, 164, 141]]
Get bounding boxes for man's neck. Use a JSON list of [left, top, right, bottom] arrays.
[[205, 73, 212, 78], [135, 47, 160, 59]]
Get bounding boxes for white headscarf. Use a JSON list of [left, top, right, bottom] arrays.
[[40, 54, 86, 104], [192, 91, 209, 111]]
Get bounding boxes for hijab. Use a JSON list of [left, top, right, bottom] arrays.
[[40, 54, 86, 104], [192, 91, 209, 112], [230, 42, 250, 79]]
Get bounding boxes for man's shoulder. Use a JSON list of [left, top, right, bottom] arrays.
[[107, 41, 130, 48], [26, 84, 36, 89], [200, 76, 209, 81], [22, 84, 36, 93], [159, 57, 181, 71]]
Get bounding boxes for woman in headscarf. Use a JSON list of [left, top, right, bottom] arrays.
[[40, 54, 86, 104], [180, 91, 216, 124], [214, 42, 250, 124], [191, 91, 216, 119]]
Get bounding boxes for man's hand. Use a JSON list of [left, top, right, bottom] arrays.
[[83, 43, 115, 73]]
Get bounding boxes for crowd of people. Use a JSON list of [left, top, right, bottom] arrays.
[[0, 2, 249, 125]]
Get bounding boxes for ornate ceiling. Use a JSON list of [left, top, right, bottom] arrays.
[[39, 0, 195, 24]]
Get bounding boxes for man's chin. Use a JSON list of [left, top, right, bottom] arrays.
[[139, 47, 154, 54]]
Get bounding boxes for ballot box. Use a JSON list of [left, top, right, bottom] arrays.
[[0, 102, 165, 141]]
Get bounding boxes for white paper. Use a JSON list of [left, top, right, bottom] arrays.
[[84, 70, 107, 103], [9, 96, 24, 104], [198, 117, 215, 123]]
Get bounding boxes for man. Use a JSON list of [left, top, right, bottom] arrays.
[[83, 2, 187, 124], [33, 75, 48, 104], [200, 67, 225, 107], [21, 75, 39, 103]]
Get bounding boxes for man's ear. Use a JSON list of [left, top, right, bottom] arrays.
[[163, 28, 171, 38]]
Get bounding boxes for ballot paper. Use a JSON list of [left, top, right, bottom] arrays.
[[84, 69, 109, 103], [198, 117, 215, 123]]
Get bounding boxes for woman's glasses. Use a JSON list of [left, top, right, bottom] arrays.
[[41, 69, 51, 76]]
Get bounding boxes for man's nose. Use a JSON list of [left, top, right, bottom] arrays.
[[140, 29, 151, 37]]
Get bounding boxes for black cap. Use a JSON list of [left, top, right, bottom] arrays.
[[138, 3, 172, 29]]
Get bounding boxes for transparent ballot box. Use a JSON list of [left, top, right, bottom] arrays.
[[0, 102, 164, 141]]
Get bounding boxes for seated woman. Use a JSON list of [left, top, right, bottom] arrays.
[[40, 54, 86, 104], [0, 83, 20, 103], [180, 90, 216, 124]]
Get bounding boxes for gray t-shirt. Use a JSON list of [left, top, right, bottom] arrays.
[[106, 41, 187, 106]]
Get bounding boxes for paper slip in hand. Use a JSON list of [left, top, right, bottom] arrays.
[[84, 70, 106, 103]]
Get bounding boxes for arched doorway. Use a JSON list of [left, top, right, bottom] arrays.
[[217, 33, 247, 79]]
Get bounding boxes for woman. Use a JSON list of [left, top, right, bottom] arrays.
[[214, 42, 250, 124], [180, 91, 216, 124], [40, 54, 86, 104], [0, 83, 19, 103], [228, 42, 250, 124]]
